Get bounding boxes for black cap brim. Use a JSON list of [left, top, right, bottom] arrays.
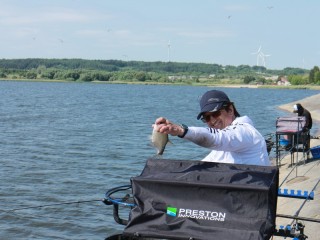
[[197, 102, 225, 120]]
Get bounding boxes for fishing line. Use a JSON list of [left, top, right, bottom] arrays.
[[2, 199, 103, 213]]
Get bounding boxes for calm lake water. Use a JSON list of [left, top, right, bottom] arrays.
[[0, 80, 319, 239]]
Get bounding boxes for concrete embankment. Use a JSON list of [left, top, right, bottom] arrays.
[[273, 93, 320, 239]]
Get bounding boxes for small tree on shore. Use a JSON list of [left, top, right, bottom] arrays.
[[309, 66, 320, 84]]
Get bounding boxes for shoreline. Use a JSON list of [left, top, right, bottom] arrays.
[[1, 78, 320, 90]]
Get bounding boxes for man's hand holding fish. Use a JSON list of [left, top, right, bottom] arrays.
[[153, 117, 185, 137]]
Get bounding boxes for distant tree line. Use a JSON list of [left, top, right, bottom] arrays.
[[287, 66, 320, 85], [0, 58, 318, 85]]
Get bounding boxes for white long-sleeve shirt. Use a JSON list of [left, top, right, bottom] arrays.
[[184, 116, 270, 166]]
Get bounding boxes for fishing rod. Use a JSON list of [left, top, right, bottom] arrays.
[[274, 178, 320, 239], [290, 178, 320, 225], [3, 199, 103, 213], [277, 213, 320, 223]]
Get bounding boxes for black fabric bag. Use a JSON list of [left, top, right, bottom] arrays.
[[123, 159, 279, 240]]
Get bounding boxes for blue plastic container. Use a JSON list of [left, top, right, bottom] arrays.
[[279, 139, 290, 146], [310, 145, 320, 159]]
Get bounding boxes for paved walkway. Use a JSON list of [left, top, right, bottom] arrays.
[[273, 93, 320, 239]]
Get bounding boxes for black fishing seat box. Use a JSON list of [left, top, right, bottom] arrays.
[[123, 159, 279, 240]]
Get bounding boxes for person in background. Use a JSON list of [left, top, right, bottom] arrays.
[[154, 90, 270, 166], [293, 103, 312, 131], [293, 103, 312, 158]]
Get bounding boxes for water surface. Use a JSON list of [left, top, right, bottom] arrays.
[[0, 81, 319, 239]]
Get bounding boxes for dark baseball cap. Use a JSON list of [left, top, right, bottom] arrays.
[[197, 90, 231, 120]]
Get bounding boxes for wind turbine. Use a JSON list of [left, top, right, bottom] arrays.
[[251, 46, 271, 67], [167, 40, 171, 62], [251, 46, 262, 66], [260, 52, 271, 67]]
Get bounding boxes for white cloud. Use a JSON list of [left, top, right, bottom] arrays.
[[0, 5, 111, 26]]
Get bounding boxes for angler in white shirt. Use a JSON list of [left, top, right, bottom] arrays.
[[154, 90, 270, 166]]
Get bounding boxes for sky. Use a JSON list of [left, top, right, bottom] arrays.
[[0, 0, 319, 70]]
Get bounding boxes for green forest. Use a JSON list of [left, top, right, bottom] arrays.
[[0, 58, 319, 86]]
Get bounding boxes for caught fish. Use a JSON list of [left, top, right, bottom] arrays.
[[151, 127, 170, 155]]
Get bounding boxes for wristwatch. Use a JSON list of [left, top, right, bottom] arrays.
[[178, 124, 188, 138]]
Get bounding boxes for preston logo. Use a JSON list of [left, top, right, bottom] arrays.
[[166, 206, 177, 217], [166, 205, 226, 221]]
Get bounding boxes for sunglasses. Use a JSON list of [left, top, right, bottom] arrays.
[[201, 109, 224, 123]]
